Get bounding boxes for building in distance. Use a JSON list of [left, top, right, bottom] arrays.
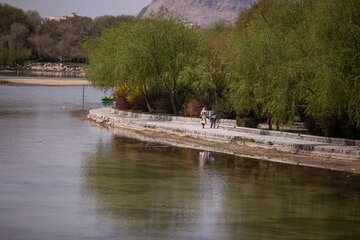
[[48, 12, 76, 21]]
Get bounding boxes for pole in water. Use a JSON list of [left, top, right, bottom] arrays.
[[82, 84, 85, 111]]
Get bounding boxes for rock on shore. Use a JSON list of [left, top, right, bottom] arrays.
[[23, 63, 85, 77]]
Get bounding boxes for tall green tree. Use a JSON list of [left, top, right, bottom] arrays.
[[0, 4, 27, 35], [305, 0, 360, 129], [0, 4, 31, 65], [86, 20, 135, 89], [227, 0, 312, 129], [180, 21, 233, 117], [140, 15, 201, 114], [86, 15, 201, 114]]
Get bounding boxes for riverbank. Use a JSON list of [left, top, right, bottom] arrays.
[[1, 62, 85, 76], [88, 107, 360, 174], [0, 77, 90, 86]]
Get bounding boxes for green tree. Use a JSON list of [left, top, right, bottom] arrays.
[[0, 4, 31, 65], [0, 4, 28, 35], [86, 21, 133, 89], [180, 21, 233, 117], [86, 15, 201, 114], [0, 42, 7, 65], [226, 0, 311, 129], [305, 0, 360, 131], [140, 15, 201, 114]]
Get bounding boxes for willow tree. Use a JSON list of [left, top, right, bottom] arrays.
[[86, 15, 201, 114], [85, 20, 135, 89], [86, 20, 156, 111], [180, 21, 234, 117], [304, 0, 360, 131], [139, 16, 202, 114], [226, 0, 311, 129]]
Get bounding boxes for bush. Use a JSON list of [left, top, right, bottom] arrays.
[[305, 116, 360, 139], [181, 98, 209, 117], [236, 117, 259, 128], [151, 97, 172, 113], [114, 86, 131, 110], [236, 108, 260, 127]]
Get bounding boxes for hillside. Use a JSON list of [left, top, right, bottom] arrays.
[[138, 0, 256, 27]]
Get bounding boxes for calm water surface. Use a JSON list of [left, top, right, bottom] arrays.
[[0, 85, 360, 240]]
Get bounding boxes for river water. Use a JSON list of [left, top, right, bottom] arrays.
[[0, 85, 360, 240]]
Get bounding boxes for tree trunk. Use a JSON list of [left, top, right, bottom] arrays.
[[142, 85, 152, 113], [267, 116, 273, 130], [144, 94, 152, 113], [169, 90, 178, 115], [169, 75, 178, 115]]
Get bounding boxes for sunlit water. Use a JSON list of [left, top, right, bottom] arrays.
[[0, 85, 359, 240]]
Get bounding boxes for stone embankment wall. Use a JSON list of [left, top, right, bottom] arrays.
[[229, 126, 360, 147], [110, 108, 360, 147], [112, 108, 237, 125], [88, 107, 360, 173]]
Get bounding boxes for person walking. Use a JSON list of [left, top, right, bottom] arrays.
[[200, 107, 207, 129], [209, 109, 217, 129]]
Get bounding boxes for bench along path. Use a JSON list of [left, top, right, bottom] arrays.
[[88, 108, 360, 160]]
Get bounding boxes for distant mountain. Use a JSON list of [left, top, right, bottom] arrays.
[[138, 0, 256, 27]]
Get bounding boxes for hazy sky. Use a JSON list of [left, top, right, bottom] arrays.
[[0, 0, 152, 18]]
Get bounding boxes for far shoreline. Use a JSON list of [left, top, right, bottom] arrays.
[[0, 77, 90, 86]]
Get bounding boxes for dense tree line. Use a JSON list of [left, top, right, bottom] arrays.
[[87, 0, 360, 138], [47, 0, 360, 138], [4, 1, 356, 137], [0, 3, 134, 65], [227, 0, 360, 137]]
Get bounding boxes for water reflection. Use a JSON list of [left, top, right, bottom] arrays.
[[197, 151, 227, 239], [198, 151, 215, 167], [1, 85, 360, 239], [0, 85, 113, 240], [81, 137, 202, 239], [81, 135, 360, 240]]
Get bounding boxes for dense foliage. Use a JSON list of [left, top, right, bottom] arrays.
[[0, 3, 134, 65], [87, 0, 360, 138], [4, 0, 358, 138], [227, 0, 360, 137], [86, 14, 203, 114]]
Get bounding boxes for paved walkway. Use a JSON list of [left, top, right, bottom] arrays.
[[88, 108, 360, 159]]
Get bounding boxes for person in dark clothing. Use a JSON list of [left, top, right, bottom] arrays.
[[209, 110, 217, 129]]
